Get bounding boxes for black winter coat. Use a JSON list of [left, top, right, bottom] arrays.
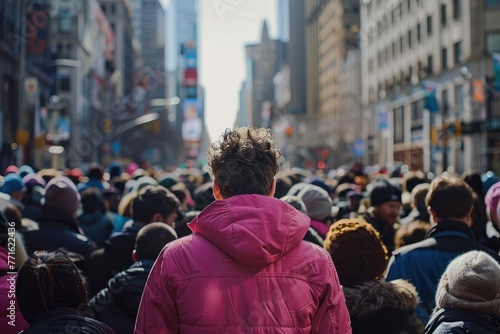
[[425, 308, 500, 334], [21, 307, 115, 334], [88, 260, 154, 334]]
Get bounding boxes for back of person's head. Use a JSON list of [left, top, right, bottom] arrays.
[[395, 220, 431, 249], [208, 127, 280, 198], [280, 195, 308, 214], [484, 182, 500, 222], [43, 176, 81, 217], [435, 250, 500, 316], [324, 219, 389, 286], [175, 210, 200, 238], [16, 251, 88, 324], [411, 183, 430, 209], [80, 187, 104, 213], [134, 223, 177, 261], [404, 170, 427, 193], [132, 185, 179, 224], [288, 183, 332, 221], [193, 182, 215, 210], [118, 190, 137, 217], [461, 170, 484, 200], [426, 175, 473, 220], [87, 162, 104, 180]]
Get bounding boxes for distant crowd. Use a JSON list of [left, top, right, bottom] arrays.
[[0, 127, 499, 333]]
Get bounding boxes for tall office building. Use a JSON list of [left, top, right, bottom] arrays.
[[361, 0, 500, 174]]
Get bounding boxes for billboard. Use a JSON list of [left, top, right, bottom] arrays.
[[182, 99, 202, 143], [26, 3, 50, 68]]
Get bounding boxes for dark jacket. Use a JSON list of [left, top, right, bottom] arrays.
[[361, 211, 397, 254], [21, 307, 115, 334], [78, 211, 113, 248], [21, 206, 97, 259], [425, 308, 500, 334], [88, 260, 154, 334], [343, 279, 424, 334], [84, 222, 144, 296], [386, 219, 500, 324]]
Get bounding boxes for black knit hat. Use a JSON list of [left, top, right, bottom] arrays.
[[369, 178, 402, 207], [324, 219, 389, 286]]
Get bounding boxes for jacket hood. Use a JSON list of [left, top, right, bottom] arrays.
[[189, 194, 310, 266], [343, 279, 418, 317]]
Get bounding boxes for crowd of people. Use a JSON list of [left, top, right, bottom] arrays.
[[0, 126, 499, 333]]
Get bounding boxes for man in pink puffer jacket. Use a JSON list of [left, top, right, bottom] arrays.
[[135, 127, 352, 334]]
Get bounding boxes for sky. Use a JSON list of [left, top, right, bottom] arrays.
[[198, 1, 277, 141]]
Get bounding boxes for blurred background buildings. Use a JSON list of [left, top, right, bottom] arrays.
[[2, 0, 500, 174]]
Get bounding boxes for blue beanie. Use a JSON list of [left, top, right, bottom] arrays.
[[18, 165, 35, 178], [482, 171, 499, 195], [1, 174, 25, 194]]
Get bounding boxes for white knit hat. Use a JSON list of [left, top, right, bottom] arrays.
[[435, 250, 500, 317]]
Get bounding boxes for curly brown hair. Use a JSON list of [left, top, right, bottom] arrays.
[[208, 127, 281, 198]]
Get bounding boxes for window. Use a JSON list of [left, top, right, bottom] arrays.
[[453, 0, 461, 20], [417, 23, 421, 42], [392, 42, 396, 58], [111, 4, 116, 14], [400, 36, 404, 53], [441, 4, 447, 27], [441, 89, 449, 116], [455, 84, 464, 116], [394, 107, 405, 144], [408, 30, 412, 48], [110, 23, 115, 32], [427, 55, 434, 74], [486, 33, 500, 53], [101, 4, 106, 14], [58, 9, 72, 33], [427, 16, 433, 35], [442, 48, 448, 70], [454, 41, 462, 64], [59, 76, 71, 92], [412, 100, 424, 122], [486, 0, 500, 9]]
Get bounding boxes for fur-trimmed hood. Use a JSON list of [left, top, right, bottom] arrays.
[[343, 278, 418, 317]]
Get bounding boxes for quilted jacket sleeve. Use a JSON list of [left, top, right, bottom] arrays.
[[310, 250, 352, 334], [135, 248, 178, 334]]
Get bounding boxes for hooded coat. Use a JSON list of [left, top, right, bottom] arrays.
[[343, 279, 424, 334], [135, 194, 351, 334]]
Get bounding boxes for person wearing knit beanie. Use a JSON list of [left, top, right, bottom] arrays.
[[324, 219, 423, 334], [43, 176, 81, 218], [426, 250, 500, 333], [324, 219, 388, 285], [360, 178, 402, 254]]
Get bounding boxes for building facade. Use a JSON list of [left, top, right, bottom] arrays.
[[244, 21, 284, 129], [361, 0, 500, 174]]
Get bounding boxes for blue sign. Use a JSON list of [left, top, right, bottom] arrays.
[[353, 139, 365, 157], [379, 110, 388, 129], [493, 53, 500, 93], [423, 81, 440, 113]]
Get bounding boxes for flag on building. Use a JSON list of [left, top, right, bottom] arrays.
[[423, 81, 440, 113], [493, 53, 500, 93]]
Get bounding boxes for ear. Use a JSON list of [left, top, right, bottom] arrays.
[[268, 179, 276, 197], [213, 181, 224, 200], [151, 212, 163, 223], [132, 249, 138, 263], [429, 207, 438, 224], [464, 205, 474, 227]]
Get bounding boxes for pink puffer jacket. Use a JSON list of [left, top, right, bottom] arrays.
[[135, 194, 351, 334]]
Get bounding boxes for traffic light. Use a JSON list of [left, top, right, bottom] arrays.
[[454, 120, 462, 138], [430, 126, 438, 145], [153, 119, 161, 134], [102, 118, 112, 134], [285, 126, 293, 138]]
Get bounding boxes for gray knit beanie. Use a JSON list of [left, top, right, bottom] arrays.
[[435, 250, 500, 317]]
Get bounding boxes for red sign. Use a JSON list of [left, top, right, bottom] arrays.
[[184, 69, 197, 87]]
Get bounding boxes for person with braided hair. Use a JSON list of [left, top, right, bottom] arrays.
[[16, 251, 114, 334]]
